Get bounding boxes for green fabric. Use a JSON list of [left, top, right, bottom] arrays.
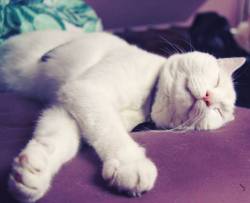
[[0, 0, 102, 44]]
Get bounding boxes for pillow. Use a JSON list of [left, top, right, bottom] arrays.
[[0, 0, 102, 44]]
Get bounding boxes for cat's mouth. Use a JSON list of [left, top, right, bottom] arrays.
[[184, 84, 214, 124], [168, 100, 207, 131], [188, 100, 207, 126]]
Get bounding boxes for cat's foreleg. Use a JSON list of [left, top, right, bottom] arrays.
[[59, 83, 157, 196], [9, 105, 80, 202]]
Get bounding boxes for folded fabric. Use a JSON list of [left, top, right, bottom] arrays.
[[0, 0, 102, 44]]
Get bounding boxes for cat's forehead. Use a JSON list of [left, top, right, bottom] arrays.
[[175, 52, 219, 72], [182, 52, 217, 64]]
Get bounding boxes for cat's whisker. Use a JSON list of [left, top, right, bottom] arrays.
[[151, 108, 205, 133], [232, 66, 249, 81], [177, 106, 206, 131], [234, 83, 250, 86], [159, 28, 195, 52], [159, 35, 182, 54], [151, 102, 207, 133], [174, 37, 195, 52], [160, 47, 175, 56], [174, 44, 187, 54]]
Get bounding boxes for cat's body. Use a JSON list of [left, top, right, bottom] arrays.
[[0, 31, 163, 130], [0, 30, 245, 202]]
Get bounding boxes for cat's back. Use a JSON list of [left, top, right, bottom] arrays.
[[0, 30, 130, 100], [0, 30, 82, 63], [0, 30, 82, 93]]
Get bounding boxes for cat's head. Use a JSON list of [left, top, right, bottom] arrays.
[[151, 51, 245, 130]]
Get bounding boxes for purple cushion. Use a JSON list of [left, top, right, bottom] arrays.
[[1, 92, 250, 203]]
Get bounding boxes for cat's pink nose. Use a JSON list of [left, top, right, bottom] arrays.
[[202, 91, 211, 106]]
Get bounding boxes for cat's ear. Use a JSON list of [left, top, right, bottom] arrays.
[[217, 57, 246, 75]]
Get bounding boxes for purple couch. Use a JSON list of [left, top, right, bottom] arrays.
[[1, 91, 250, 203]]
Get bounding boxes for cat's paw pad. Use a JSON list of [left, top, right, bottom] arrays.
[[9, 139, 53, 202], [102, 157, 157, 196]]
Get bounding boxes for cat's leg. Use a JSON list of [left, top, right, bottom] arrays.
[[9, 105, 80, 202], [59, 83, 157, 196]]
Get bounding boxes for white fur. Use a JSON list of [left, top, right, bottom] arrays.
[[151, 52, 243, 130], [0, 30, 244, 202], [9, 105, 80, 202]]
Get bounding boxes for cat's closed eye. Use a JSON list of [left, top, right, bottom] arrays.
[[214, 74, 220, 88]]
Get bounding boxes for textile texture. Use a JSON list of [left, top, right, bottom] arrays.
[[0, 93, 250, 203], [0, 13, 250, 203], [0, 0, 102, 44]]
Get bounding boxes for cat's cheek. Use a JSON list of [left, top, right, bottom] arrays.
[[196, 110, 224, 130]]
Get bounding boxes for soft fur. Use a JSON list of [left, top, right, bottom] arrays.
[[0, 30, 245, 202]]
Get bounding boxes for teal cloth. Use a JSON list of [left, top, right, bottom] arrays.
[[0, 0, 102, 44]]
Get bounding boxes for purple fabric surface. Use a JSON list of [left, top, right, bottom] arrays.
[[85, 0, 206, 29], [1, 92, 250, 203], [85, 0, 239, 29]]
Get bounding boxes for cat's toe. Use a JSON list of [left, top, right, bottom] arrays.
[[9, 172, 49, 203], [102, 157, 157, 196], [9, 141, 52, 202]]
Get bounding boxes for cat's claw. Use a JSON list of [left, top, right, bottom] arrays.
[[9, 140, 52, 203], [127, 191, 142, 198], [102, 157, 157, 197]]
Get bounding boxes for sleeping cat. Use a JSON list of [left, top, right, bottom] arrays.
[[0, 30, 245, 202]]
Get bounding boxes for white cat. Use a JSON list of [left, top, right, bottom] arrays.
[[0, 30, 245, 202]]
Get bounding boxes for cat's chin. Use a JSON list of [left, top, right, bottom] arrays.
[[151, 102, 229, 131], [194, 111, 235, 131]]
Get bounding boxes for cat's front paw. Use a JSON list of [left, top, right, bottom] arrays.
[[102, 157, 157, 197], [9, 139, 53, 203]]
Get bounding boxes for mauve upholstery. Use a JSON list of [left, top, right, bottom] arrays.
[[0, 93, 250, 203]]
